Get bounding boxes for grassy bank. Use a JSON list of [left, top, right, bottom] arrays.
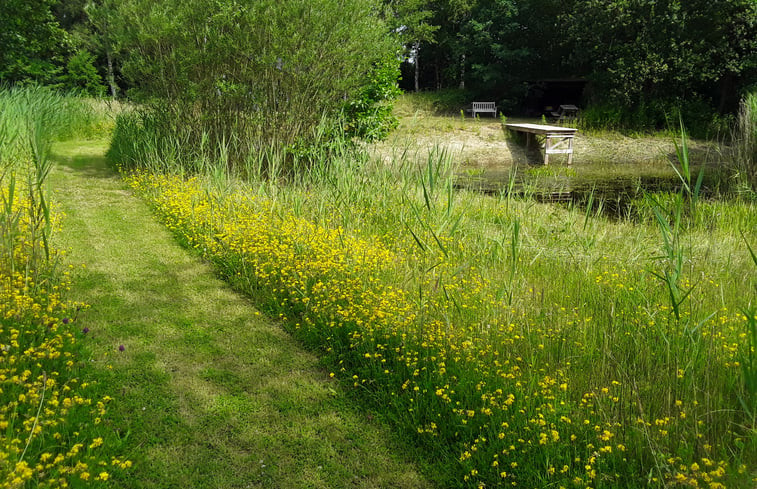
[[120, 127, 756, 487], [376, 94, 720, 168]]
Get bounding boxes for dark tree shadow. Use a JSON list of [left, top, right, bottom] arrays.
[[503, 129, 545, 166]]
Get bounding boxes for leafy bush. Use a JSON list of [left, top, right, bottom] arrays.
[[343, 51, 402, 141], [111, 0, 400, 173], [61, 50, 106, 97]]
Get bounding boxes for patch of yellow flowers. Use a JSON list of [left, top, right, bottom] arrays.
[[127, 170, 754, 488], [0, 185, 129, 487]]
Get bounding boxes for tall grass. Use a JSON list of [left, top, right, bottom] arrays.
[[733, 92, 757, 194], [107, 108, 357, 183], [0, 85, 112, 272], [1, 86, 64, 274]]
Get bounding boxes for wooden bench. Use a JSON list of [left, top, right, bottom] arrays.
[[467, 102, 497, 117], [505, 123, 578, 165]]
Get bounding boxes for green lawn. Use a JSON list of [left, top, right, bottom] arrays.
[[49, 139, 431, 489]]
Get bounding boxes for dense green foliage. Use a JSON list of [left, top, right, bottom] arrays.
[[2, 0, 754, 135], [410, 0, 756, 129], [343, 51, 403, 141], [564, 0, 755, 106], [563, 0, 757, 131], [104, 0, 400, 169], [61, 50, 106, 96], [0, 0, 68, 84]]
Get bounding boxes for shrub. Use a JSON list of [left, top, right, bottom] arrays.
[[61, 50, 106, 97], [111, 0, 400, 173], [343, 51, 402, 141]]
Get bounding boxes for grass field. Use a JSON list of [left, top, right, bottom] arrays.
[[2, 86, 755, 488], [1, 87, 430, 488]]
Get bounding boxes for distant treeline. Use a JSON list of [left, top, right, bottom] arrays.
[[395, 0, 756, 132], [2, 0, 755, 135]]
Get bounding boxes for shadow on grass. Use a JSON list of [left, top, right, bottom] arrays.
[[504, 130, 546, 166], [52, 140, 117, 179], [55, 153, 116, 179]]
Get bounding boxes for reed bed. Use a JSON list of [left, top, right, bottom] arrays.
[[733, 92, 757, 194], [123, 130, 756, 487], [0, 86, 129, 488]]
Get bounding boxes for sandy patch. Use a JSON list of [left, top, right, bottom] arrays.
[[369, 115, 718, 173]]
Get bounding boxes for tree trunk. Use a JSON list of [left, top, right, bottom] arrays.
[[413, 41, 420, 92], [105, 47, 118, 99], [435, 58, 440, 90], [459, 53, 465, 89]]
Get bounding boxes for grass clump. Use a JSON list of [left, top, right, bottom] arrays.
[[0, 86, 129, 487], [732, 91, 757, 195], [393, 90, 472, 117]]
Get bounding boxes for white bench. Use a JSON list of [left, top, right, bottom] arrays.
[[467, 102, 497, 117]]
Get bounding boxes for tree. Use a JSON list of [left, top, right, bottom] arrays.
[[61, 49, 106, 95], [509, 0, 575, 80], [0, 0, 69, 84], [412, 0, 521, 94], [386, 0, 439, 92], [459, 0, 522, 94], [84, 0, 123, 98], [435, 0, 478, 90], [562, 0, 757, 113]]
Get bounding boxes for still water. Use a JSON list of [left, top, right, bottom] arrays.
[[455, 160, 713, 219]]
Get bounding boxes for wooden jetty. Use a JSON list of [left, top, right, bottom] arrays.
[[506, 123, 577, 165]]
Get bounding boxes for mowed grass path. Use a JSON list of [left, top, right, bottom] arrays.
[[49, 140, 431, 489]]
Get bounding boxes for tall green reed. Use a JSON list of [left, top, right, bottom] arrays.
[[733, 91, 757, 194], [636, 119, 756, 478], [647, 120, 702, 321], [108, 107, 353, 181], [739, 233, 757, 427], [0, 85, 106, 275], [1, 87, 58, 272]]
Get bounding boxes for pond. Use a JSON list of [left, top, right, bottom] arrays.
[[455, 159, 717, 219]]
